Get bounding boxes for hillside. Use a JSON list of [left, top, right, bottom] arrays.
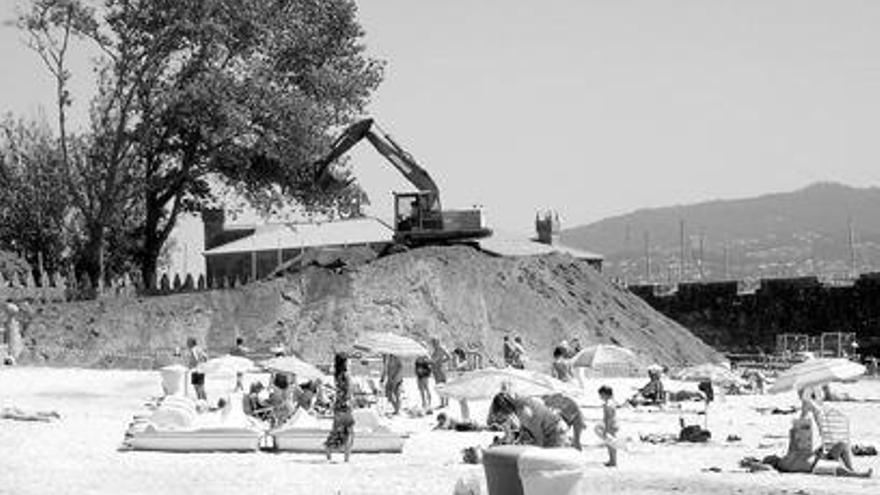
[[561, 182, 880, 283], [16, 246, 722, 369]]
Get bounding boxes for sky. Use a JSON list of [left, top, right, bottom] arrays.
[[3, 0, 880, 252]]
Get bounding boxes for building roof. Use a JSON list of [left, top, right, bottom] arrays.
[[479, 231, 603, 260], [203, 217, 393, 256]]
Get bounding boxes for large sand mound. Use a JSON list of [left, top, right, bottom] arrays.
[[18, 246, 722, 367]]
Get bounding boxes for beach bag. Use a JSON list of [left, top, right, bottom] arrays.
[[679, 424, 711, 443]]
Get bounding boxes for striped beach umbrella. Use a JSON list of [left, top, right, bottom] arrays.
[[769, 358, 865, 394], [259, 355, 330, 382], [353, 331, 428, 357], [436, 367, 577, 401]]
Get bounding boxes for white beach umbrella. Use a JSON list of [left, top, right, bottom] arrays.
[[198, 355, 258, 375], [353, 331, 428, 357], [436, 367, 577, 401], [259, 355, 330, 382], [674, 363, 747, 387], [768, 358, 866, 394], [571, 344, 640, 369]]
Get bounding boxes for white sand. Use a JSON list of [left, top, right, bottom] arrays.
[[1, 367, 879, 495]]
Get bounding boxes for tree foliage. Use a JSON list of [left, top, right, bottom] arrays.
[[81, 0, 383, 286], [0, 115, 72, 277]]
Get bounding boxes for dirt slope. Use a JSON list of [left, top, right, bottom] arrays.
[[17, 246, 722, 368]]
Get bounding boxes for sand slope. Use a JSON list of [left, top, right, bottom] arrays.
[[18, 247, 721, 368]]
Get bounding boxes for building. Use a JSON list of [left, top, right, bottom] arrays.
[[478, 210, 604, 270], [202, 210, 393, 284]]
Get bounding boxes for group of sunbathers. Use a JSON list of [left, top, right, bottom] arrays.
[[243, 373, 331, 427]]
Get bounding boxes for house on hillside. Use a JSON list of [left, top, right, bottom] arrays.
[[202, 210, 393, 284], [479, 210, 604, 271]]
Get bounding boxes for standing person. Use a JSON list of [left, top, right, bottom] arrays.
[[381, 354, 404, 415], [185, 337, 209, 401], [595, 385, 619, 467], [550, 346, 575, 382], [510, 336, 526, 370], [502, 336, 515, 367], [325, 352, 355, 462], [414, 354, 433, 411], [430, 338, 451, 408], [569, 338, 582, 358]]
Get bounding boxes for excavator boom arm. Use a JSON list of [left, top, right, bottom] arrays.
[[315, 119, 439, 195]]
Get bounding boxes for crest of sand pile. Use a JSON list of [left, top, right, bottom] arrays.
[[280, 245, 722, 367], [18, 245, 722, 368]]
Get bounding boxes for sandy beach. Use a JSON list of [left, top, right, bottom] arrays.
[[1, 367, 878, 495]]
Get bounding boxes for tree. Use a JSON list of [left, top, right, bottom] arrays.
[[18, 0, 132, 286], [80, 0, 383, 287], [0, 115, 72, 279]]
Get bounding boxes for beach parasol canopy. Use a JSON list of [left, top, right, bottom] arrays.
[[197, 355, 258, 375], [673, 363, 747, 387], [259, 355, 330, 382], [353, 331, 428, 357], [435, 367, 578, 401], [571, 344, 640, 369], [768, 358, 866, 394]]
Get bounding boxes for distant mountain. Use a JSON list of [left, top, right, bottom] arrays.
[[561, 182, 880, 283]]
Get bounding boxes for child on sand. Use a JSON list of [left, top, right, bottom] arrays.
[[595, 385, 619, 467]]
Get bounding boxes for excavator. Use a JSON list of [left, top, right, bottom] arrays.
[[313, 118, 492, 247]]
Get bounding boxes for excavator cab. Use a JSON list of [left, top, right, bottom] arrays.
[[394, 191, 443, 233]]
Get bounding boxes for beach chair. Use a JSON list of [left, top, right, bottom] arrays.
[[817, 406, 850, 457]]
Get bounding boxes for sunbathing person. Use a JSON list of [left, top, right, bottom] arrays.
[[798, 386, 869, 477], [628, 368, 666, 406], [434, 412, 483, 431], [267, 373, 299, 427], [1, 406, 61, 422], [243, 382, 271, 421]]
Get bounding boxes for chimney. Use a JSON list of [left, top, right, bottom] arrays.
[[535, 210, 560, 245], [202, 209, 226, 250]]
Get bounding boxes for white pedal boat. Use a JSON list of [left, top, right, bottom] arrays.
[[123, 394, 266, 452], [271, 408, 407, 454]]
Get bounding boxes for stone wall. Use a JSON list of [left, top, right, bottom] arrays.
[[629, 273, 880, 356]]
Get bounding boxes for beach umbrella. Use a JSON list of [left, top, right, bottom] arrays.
[[673, 363, 747, 387], [571, 344, 640, 369], [353, 331, 428, 357], [436, 367, 577, 401], [259, 355, 330, 382], [768, 358, 866, 394], [198, 355, 258, 375]]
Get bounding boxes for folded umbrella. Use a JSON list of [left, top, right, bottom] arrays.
[[768, 358, 865, 394]]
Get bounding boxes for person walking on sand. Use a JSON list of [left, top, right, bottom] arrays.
[[325, 352, 355, 462], [595, 385, 619, 467], [185, 337, 209, 401], [415, 354, 433, 411], [381, 354, 404, 415], [430, 338, 451, 408]]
